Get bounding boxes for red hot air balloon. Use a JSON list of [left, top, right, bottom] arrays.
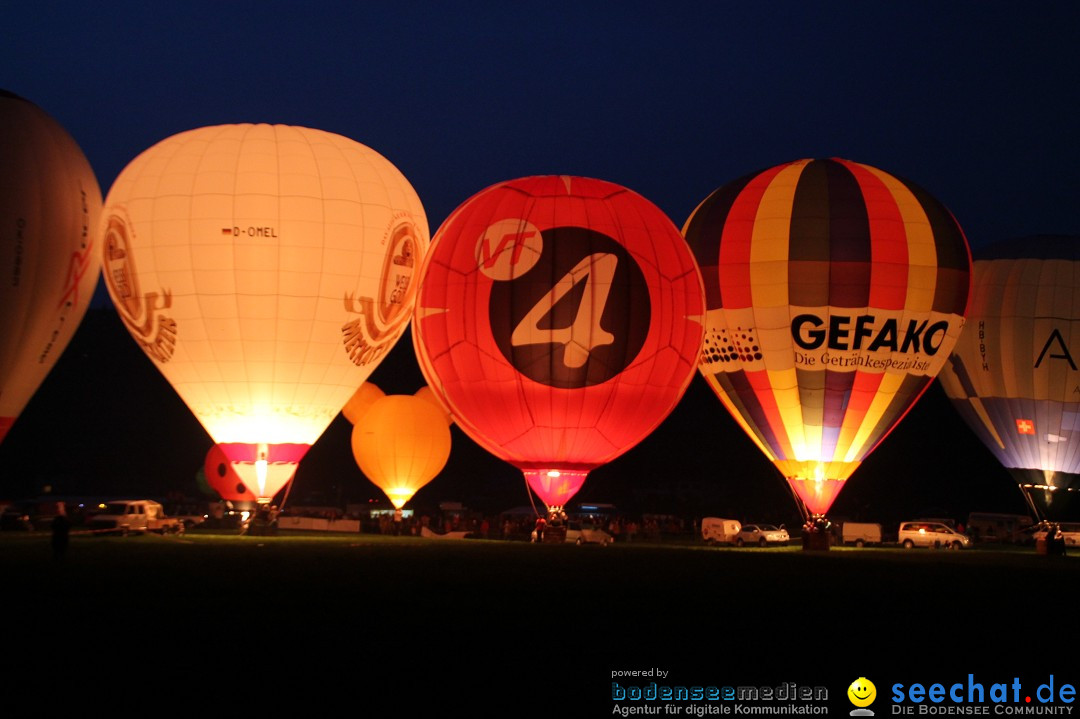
[[204, 444, 257, 503], [684, 158, 971, 519], [413, 175, 705, 510]]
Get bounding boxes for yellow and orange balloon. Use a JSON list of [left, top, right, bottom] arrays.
[[342, 382, 387, 425], [350, 392, 451, 508]]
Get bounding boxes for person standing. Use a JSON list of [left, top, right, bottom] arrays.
[[50, 502, 70, 560]]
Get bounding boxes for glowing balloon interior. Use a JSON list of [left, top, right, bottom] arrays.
[[938, 236, 1080, 508], [351, 394, 451, 508], [684, 158, 971, 516], [0, 91, 102, 443], [413, 175, 706, 510], [101, 124, 428, 501]]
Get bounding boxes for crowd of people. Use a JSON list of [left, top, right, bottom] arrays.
[[359, 509, 699, 543]]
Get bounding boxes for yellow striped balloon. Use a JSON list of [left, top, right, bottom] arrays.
[[683, 158, 971, 516]]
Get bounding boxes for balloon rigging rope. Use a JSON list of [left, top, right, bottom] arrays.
[[525, 475, 544, 519], [279, 474, 296, 512]]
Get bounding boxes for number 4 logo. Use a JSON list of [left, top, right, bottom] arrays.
[[488, 225, 651, 389], [510, 253, 617, 368]]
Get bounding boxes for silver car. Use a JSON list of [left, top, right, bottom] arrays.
[[898, 521, 970, 550], [565, 520, 614, 546], [735, 524, 789, 547]]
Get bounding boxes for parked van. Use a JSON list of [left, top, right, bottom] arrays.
[[898, 521, 970, 550], [841, 522, 882, 547], [701, 518, 741, 545]]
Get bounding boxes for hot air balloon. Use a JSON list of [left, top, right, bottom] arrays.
[[342, 382, 385, 425], [101, 124, 428, 502], [938, 236, 1080, 518], [414, 385, 452, 425], [351, 393, 451, 508], [412, 175, 705, 511], [203, 443, 258, 503], [0, 91, 102, 443], [683, 158, 971, 521]]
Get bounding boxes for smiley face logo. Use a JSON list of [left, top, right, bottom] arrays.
[[848, 677, 877, 708]]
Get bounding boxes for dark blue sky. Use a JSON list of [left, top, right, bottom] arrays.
[[4, 1, 1080, 519], [6, 2, 1079, 246]]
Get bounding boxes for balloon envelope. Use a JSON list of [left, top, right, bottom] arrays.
[[351, 394, 451, 508], [412, 175, 705, 509], [0, 91, 102, 443], [342, 382, 385, 425], [101, 124, 428, 501], [683, 158, 971, 515], [413, 385, 452, 425], [939, 236, 1080, 502], [204, 444, 258, 503]]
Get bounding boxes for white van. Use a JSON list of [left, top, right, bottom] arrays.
[[702, 518, 741, 545], [898, 521, 970, 550], [841, 522, 882, 547]]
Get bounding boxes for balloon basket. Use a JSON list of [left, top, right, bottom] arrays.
[[543, 525, 567, 544], [244, 506, 278, 536], [1036, 537, 1066, 557], [802, 531, 830, 552]]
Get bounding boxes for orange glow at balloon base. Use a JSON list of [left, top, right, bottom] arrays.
[[788, 477, 846, 517], [219, 443, 309, 504], [383, 489, 414, 510], [524, 469, 589, 511]]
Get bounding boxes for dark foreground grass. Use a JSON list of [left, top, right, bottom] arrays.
[[2, 531, 1075, 711]]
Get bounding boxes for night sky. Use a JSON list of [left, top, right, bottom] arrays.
[[3, 2, 1080, 523]]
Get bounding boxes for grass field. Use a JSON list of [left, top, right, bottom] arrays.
[[2, 530, 1074, 712]]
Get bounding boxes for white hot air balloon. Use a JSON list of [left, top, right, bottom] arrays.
[[101, 124, 428, 502]]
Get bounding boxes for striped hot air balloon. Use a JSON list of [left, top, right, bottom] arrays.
[[938, 236, 1080, 515], [683, 158, 971, 517]]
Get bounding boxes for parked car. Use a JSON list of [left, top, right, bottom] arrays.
[[898, 521, 970, 549], [0, 499, 65, 531], [735, 524, 789, 547], [564, 520, 613, 546]]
